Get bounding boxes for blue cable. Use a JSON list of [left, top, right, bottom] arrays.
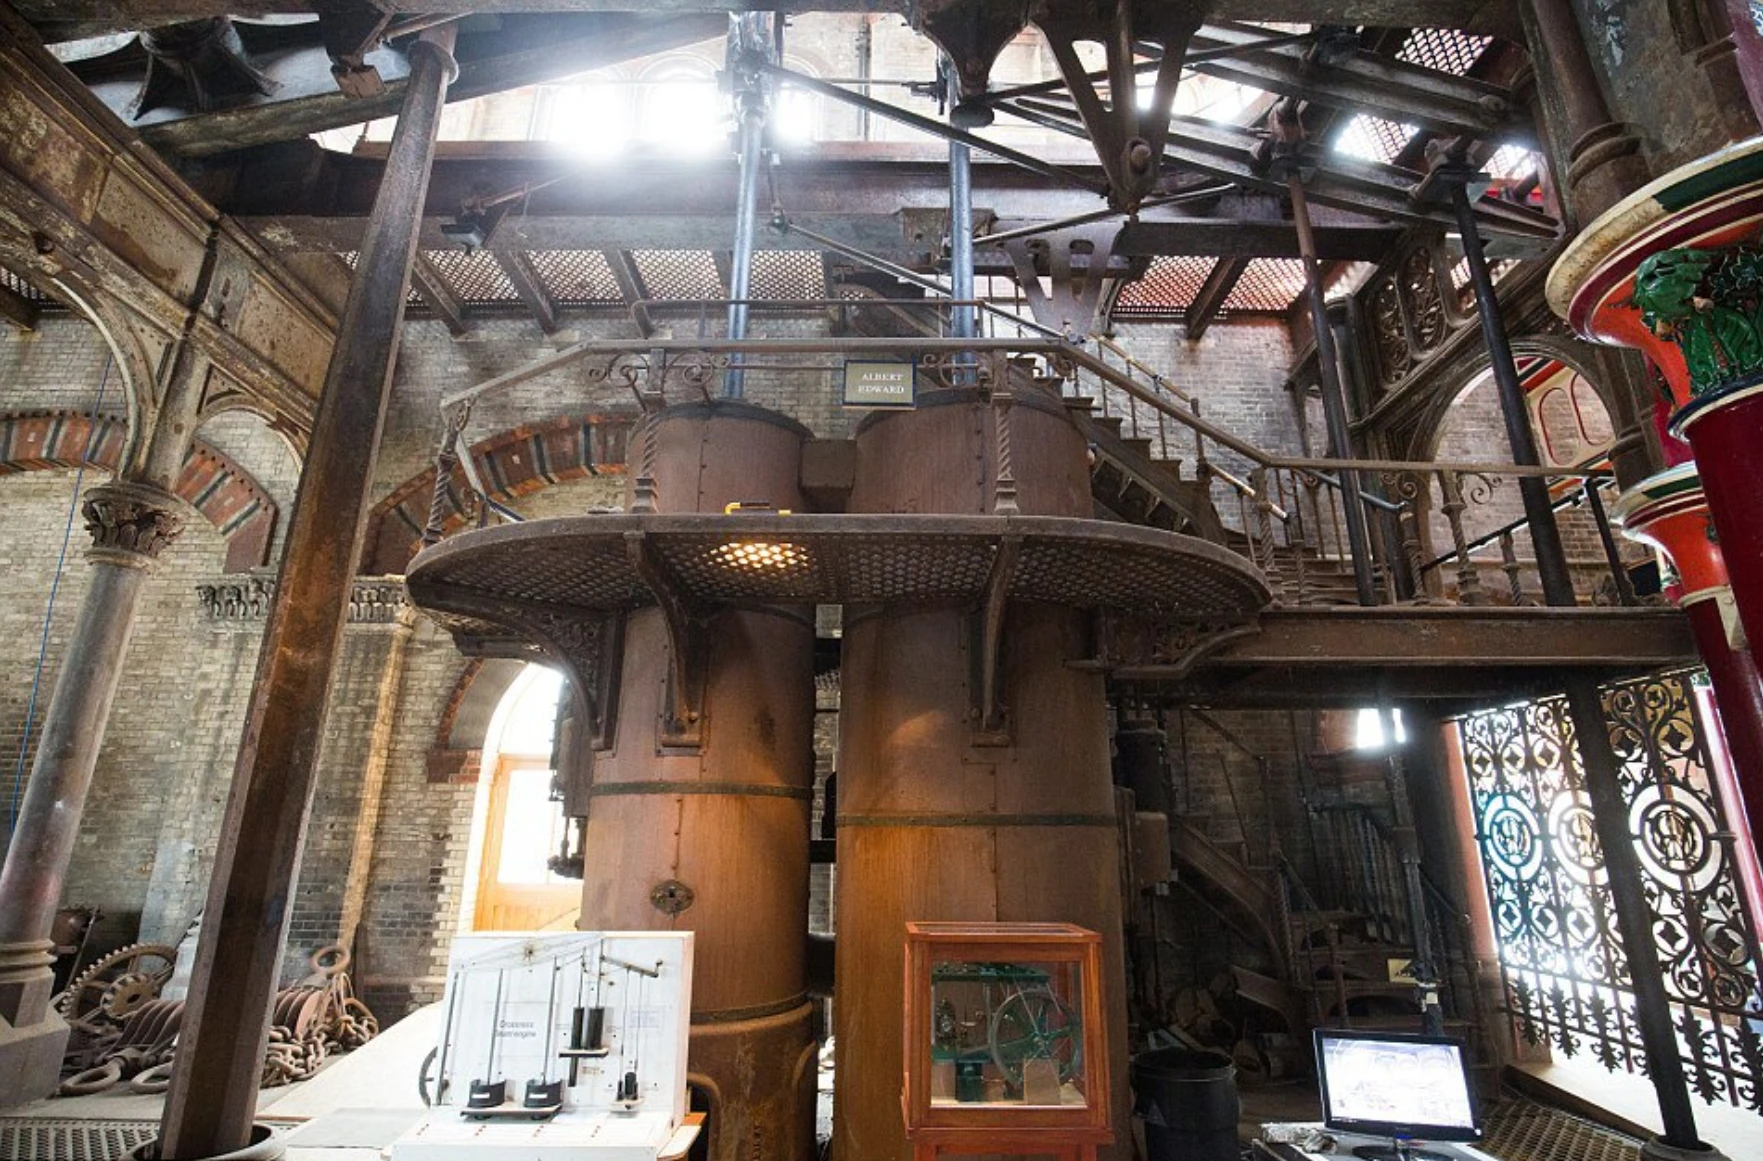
[[8, 354, 113, 836]]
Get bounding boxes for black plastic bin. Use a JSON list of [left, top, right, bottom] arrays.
[[1129, 1048, 1240, 1161]]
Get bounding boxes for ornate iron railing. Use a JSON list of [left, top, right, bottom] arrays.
[[1459, 671, 1763, 1110], [424, 335, 1640, 610]]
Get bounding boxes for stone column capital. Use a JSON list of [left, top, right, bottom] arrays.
[[82, 480, 185, 566]]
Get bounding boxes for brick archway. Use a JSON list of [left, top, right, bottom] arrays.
[[0, 410, 279, 571], [363, 412, 635, 576]]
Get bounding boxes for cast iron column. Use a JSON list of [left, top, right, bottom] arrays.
[[156, 26, 457, 1160], [1288, 171, 1377, 605], [0, 483, 183, 1099], [1448, 178, 1576, 607], [949, 63, 977, 384], [723, 13, 767, 400], [1516, 0, 1648, 226]]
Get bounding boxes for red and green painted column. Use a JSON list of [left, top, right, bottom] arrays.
[[1550, 137, 1763, 871]]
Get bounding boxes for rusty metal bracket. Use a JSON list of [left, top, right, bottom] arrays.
[[970, 534, 1021, 745], [625, 530, 711, 748], [1037, 11, 1201, 211]]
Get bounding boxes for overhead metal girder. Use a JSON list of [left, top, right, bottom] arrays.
[[21, 1, 1515, 47], [1035, 6, 1201, 210], [214, 146, 1409, 261], [1183, 255, 1248, 340], [69, 13, 731, 156], [996, 95, 1559, 241], [1181, 22, 1525, 140]]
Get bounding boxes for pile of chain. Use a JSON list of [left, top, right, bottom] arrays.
[[56, 942, 378, 1096]]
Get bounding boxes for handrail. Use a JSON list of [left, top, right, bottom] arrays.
[[1089, 332, 1194, 404], [1416, 473, 1619, 574]]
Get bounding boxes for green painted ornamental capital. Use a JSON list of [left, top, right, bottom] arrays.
[[1632, 241, 1763, 403]]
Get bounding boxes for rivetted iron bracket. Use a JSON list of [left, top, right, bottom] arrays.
[[970, 535, 1021, 745], [418, 586, 626, 751], [625, 530, 711, 748], [526, 610, 625, 750]]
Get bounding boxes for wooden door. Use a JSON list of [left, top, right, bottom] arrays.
[[474, 758, 582, 931]]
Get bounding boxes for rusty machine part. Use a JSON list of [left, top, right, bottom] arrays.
[[55, 943, 377, 1096], [56, 942, 177, 1032], [576, 401, 819, 1161], [831, 387, 1135, 1160]]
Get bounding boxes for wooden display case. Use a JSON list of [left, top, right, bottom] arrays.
[[902, 922, 1111, 1161]]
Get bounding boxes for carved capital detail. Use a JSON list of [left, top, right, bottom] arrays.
[[83, 481, 185, 564], [1633, 239, 1763, 401], [197, 573, 409, 626]]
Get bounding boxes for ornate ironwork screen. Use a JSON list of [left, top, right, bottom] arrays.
[[1460, 669, 1763, 1110]]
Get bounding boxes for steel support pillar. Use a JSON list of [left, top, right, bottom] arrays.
[[948, 69, 977, 388], [153, 26, 457, 1160], [0, 482, 184, 1102], [722, 13, 768, 400], [1449, 180, 1576, 608], [1289, 172, 1376, 605]]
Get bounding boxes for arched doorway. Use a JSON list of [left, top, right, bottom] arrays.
[[466, 664, 581, 932]]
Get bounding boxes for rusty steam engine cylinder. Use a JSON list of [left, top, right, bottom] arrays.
[[576, 400, 818, 1161], [831, 388, 1131, 1161]]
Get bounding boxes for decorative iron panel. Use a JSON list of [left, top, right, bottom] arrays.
[[1460, 671, 1763, 1110]]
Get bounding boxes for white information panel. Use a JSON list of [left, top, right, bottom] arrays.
[[391, 931, 695, 1161]]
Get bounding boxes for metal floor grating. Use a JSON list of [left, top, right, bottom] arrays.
[[0, 1119, 158, 1161], [1479, 1093, 1643, 1161], [0, 1119, 302, 1161]]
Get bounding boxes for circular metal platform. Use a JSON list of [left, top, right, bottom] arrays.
[[405, 513, 1270, 642]]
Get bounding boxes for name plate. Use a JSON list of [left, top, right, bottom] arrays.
[[843, 360, 917, 408]]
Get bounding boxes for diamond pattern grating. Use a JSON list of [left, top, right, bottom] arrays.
[[751, 250, 827, 305], [631, 249, 723, 302], [1114, 256, 1217, 318], [424, 249, 518, 305], [1398, 28, 1493, 75], [406, 515, 1269, 639], [1221, 258, 1307, 313], [1479, 1093, 1643, 1161], [529, 250, 624, 306]]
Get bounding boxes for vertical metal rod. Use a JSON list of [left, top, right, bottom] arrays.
[[723, 14, 768, 400], [156, 26, 458, 1160], [1562, 677, 1707, 1150], [1582, 478, 1637, 605], [1449, 181, 1576, 608], [948, 63, 976, 385], [1288, 172, 1377, 605]]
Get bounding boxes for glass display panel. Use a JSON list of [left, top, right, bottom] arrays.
[[928, 959, 1086, 1108]]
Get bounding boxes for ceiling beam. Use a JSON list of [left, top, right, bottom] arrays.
[[20, 2, 1514, 45], [605, 250, 655, 338], [107, 14, 732, 157], [997, 94, 1557, 243], [1181, 23, 1526, 139], [494, 250, 558, 334], [409, 253, 465, 336], [1183, 257, 1247, 340]]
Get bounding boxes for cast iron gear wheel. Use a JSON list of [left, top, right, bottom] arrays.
[[98, 971, 162, 1019], [55, 943, 177, 1026]]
